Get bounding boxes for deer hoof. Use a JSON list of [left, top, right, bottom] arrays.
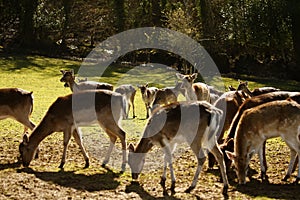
[[121, 163, 126, 173], [282, 175, 290, 182], [222, 185, 229, 195], [185, 186, 194, 193], [159, 176, 166, 187], [170, 181, 176, 194], [58, 162, 65, 169], [84, 160, 90, 169]]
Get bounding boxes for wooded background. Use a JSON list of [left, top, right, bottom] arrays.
[[1, 0, 300, 80]]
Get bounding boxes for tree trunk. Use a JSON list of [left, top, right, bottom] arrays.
[[19, 0, 38, 48], [289, 0, 300, 69], [113, 0, 125, 32]]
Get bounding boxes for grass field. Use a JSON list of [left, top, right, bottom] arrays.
[[0, 55, 299, 199]]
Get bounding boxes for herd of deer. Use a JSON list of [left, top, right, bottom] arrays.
[[1, 68, 299, 196]]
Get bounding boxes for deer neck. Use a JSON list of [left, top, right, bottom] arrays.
[[135, 137, 153, 154], [66, 78, 78, 92], [27, 117, 54, 150], [185, 86, 197, 101]]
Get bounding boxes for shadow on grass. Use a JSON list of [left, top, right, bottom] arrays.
[[0, 161, 21, 171], [234, 179, 300, 200], [125, 181, 181, 200], [207, 167, 300, 199], [17, 167, 121, 192]]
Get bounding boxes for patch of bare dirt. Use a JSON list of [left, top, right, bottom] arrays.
[[0, 130, 299, 200]]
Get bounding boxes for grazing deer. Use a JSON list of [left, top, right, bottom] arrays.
[[237, 81, 279, 97], [226, 100, 300, 185], [176, 73, 210, 102], [221, 91, 300, 177], [150, 81, 183, 111], [209, 86, 282, 169], [0, 88, 35, 132], [137, 83, 158, 118], [60, 69, 113, 92], [115, 84, 136, 119], [19, 90, 127, 172], [128, 101, 229, 195]]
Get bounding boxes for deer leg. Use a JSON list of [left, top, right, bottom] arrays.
[[72, 128, 90, 168], [295, 154, 300, 184], [258, 142, 268, 181], [102, 134, 117, 168], [211, 144, 229, 195], [162, 145, 176, 194], [130, 97, 136, 118], [185, 153, 206, 193], [145, 103, 149, 118], [282, 149, 297, 181], [59, 130, 72, 168]]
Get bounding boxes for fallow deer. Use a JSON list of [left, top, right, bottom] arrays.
[[226, 100, 300, 185], [150, 81, 183, 112], [115, 84, 136, 119], [60, 69, 113, 92], [0, 88, 35, 132], [221, 91, 300, 178], [209, 86, 281, 169], [237, 81, 279, 97], [137, 83, 158, 118], [128, 101, 229, 195], [175, 73, 210, 102], [19, 90, 127, 172]]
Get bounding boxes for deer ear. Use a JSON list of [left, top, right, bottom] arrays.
[[245, 81, 248, 86], [176, 73, 184, 80], [191, 73, 198, 80], [60, 69, 65, 74], [128, 143, 135, 152], [225, 150, 236, 161], [22, 133, 29, 145]]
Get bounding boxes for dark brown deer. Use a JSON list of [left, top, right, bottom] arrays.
[[128, 101, 229, 195], [19, 90, 127, 172], [60, 69, 113, 92]]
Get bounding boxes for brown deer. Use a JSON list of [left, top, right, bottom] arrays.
[[60, 69, 113, 92], [150, 81, 183, 111], [137, 83, 158, 118], [19, 90, 127, 172], [226, 100, 300, 185], [221, 91, 300, 178], [0, 88, 35, 132], [115, 84, 136, 119], [237, 81, 279, 97], [128, 101, 229, 195], [175, 73, 210, 102]]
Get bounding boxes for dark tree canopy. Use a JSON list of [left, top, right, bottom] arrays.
[[0, 0, 299, 80]]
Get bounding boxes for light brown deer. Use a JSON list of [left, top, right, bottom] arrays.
[[137, 83, 158, 118], [115, 84, 136, 119], [221, 91, 300, 178], [226, 100, 300, 185], [128, 101, 229, 195], [19, 90, 127, 172], [175, 73, 210, 102], [0, 88, 35, 132], [60, 69, 113, 92], [150, 81, 183, 111]]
